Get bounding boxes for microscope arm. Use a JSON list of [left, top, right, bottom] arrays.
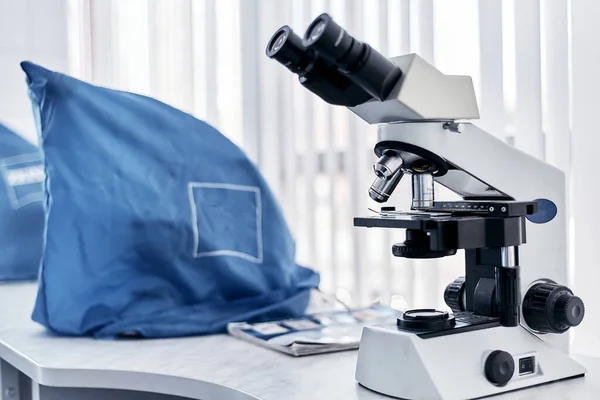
[[377, 122, 566, 203]]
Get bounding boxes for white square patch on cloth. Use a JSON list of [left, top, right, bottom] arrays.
[[188, 182, 263, 263]]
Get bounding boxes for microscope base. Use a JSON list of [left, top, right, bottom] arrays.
[[355, 324, 586, 400]]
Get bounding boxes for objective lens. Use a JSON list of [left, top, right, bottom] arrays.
[[411, 173, 435, 210], [303, 13, 402, 101], [373, 151, 403, 179], [369, 169, 404, 203], [266, 26, 313, 73]]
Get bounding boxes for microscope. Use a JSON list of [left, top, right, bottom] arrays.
[[266, 13, 586, 400]]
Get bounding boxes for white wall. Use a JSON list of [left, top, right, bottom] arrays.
[[570, 0, 600, 357], [0, 0, 69, 142]]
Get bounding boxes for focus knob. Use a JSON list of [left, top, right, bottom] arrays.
[[523, 283, 585, 334], [444, 277, 466, 312], [484, 350, 514, 386]]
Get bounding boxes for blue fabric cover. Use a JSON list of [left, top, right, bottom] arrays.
[[0, 123, 44, 281], [22, 62, 319, 338]]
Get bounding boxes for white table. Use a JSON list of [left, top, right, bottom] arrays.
[[0, 283, 598, 400]]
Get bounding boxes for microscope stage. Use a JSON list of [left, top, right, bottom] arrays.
[[354, 211, 528, 250], [354, 213, 480, 230]]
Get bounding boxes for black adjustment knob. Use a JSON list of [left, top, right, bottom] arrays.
[[523, 283, 585, 334], [444, 277, 466, 312], [392, 229, 457, 259], [555, 293, 585, 327], [484, 350, 515, 386]]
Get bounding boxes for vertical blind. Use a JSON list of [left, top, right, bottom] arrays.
[[66, 0, 597, 355]]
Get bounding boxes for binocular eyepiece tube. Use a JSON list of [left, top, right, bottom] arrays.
[[302, 13, 402, 101], [266, 25, 372, 107], [266, 13, 402, 107]]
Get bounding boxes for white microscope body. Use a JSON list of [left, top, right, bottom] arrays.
[[266, 13, 586, 400], [352, 53, 586, 400]]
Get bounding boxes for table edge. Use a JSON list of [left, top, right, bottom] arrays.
[[0, 339, 261, 400]]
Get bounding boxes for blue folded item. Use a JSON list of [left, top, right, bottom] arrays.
[[22, 62, 319, 338], [0, 123, 44, 281]]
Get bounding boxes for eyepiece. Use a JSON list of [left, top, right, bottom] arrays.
[[266, 26, 313, 73], [304, 14, 355, 68], [306, 19, 328, 43], [303, 13, 403, 101], [270, 31, 287, 53]]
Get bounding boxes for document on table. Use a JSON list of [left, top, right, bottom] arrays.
[[227, 305, 398, 356]]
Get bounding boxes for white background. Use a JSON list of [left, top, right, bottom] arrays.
[[0, 0, 599, 356]]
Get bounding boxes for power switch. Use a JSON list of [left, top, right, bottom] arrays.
[[519, 356, 535, 375]]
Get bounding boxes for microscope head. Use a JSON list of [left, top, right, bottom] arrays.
[[267, 13, 480, 124], [351, 54, 480, 123]]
